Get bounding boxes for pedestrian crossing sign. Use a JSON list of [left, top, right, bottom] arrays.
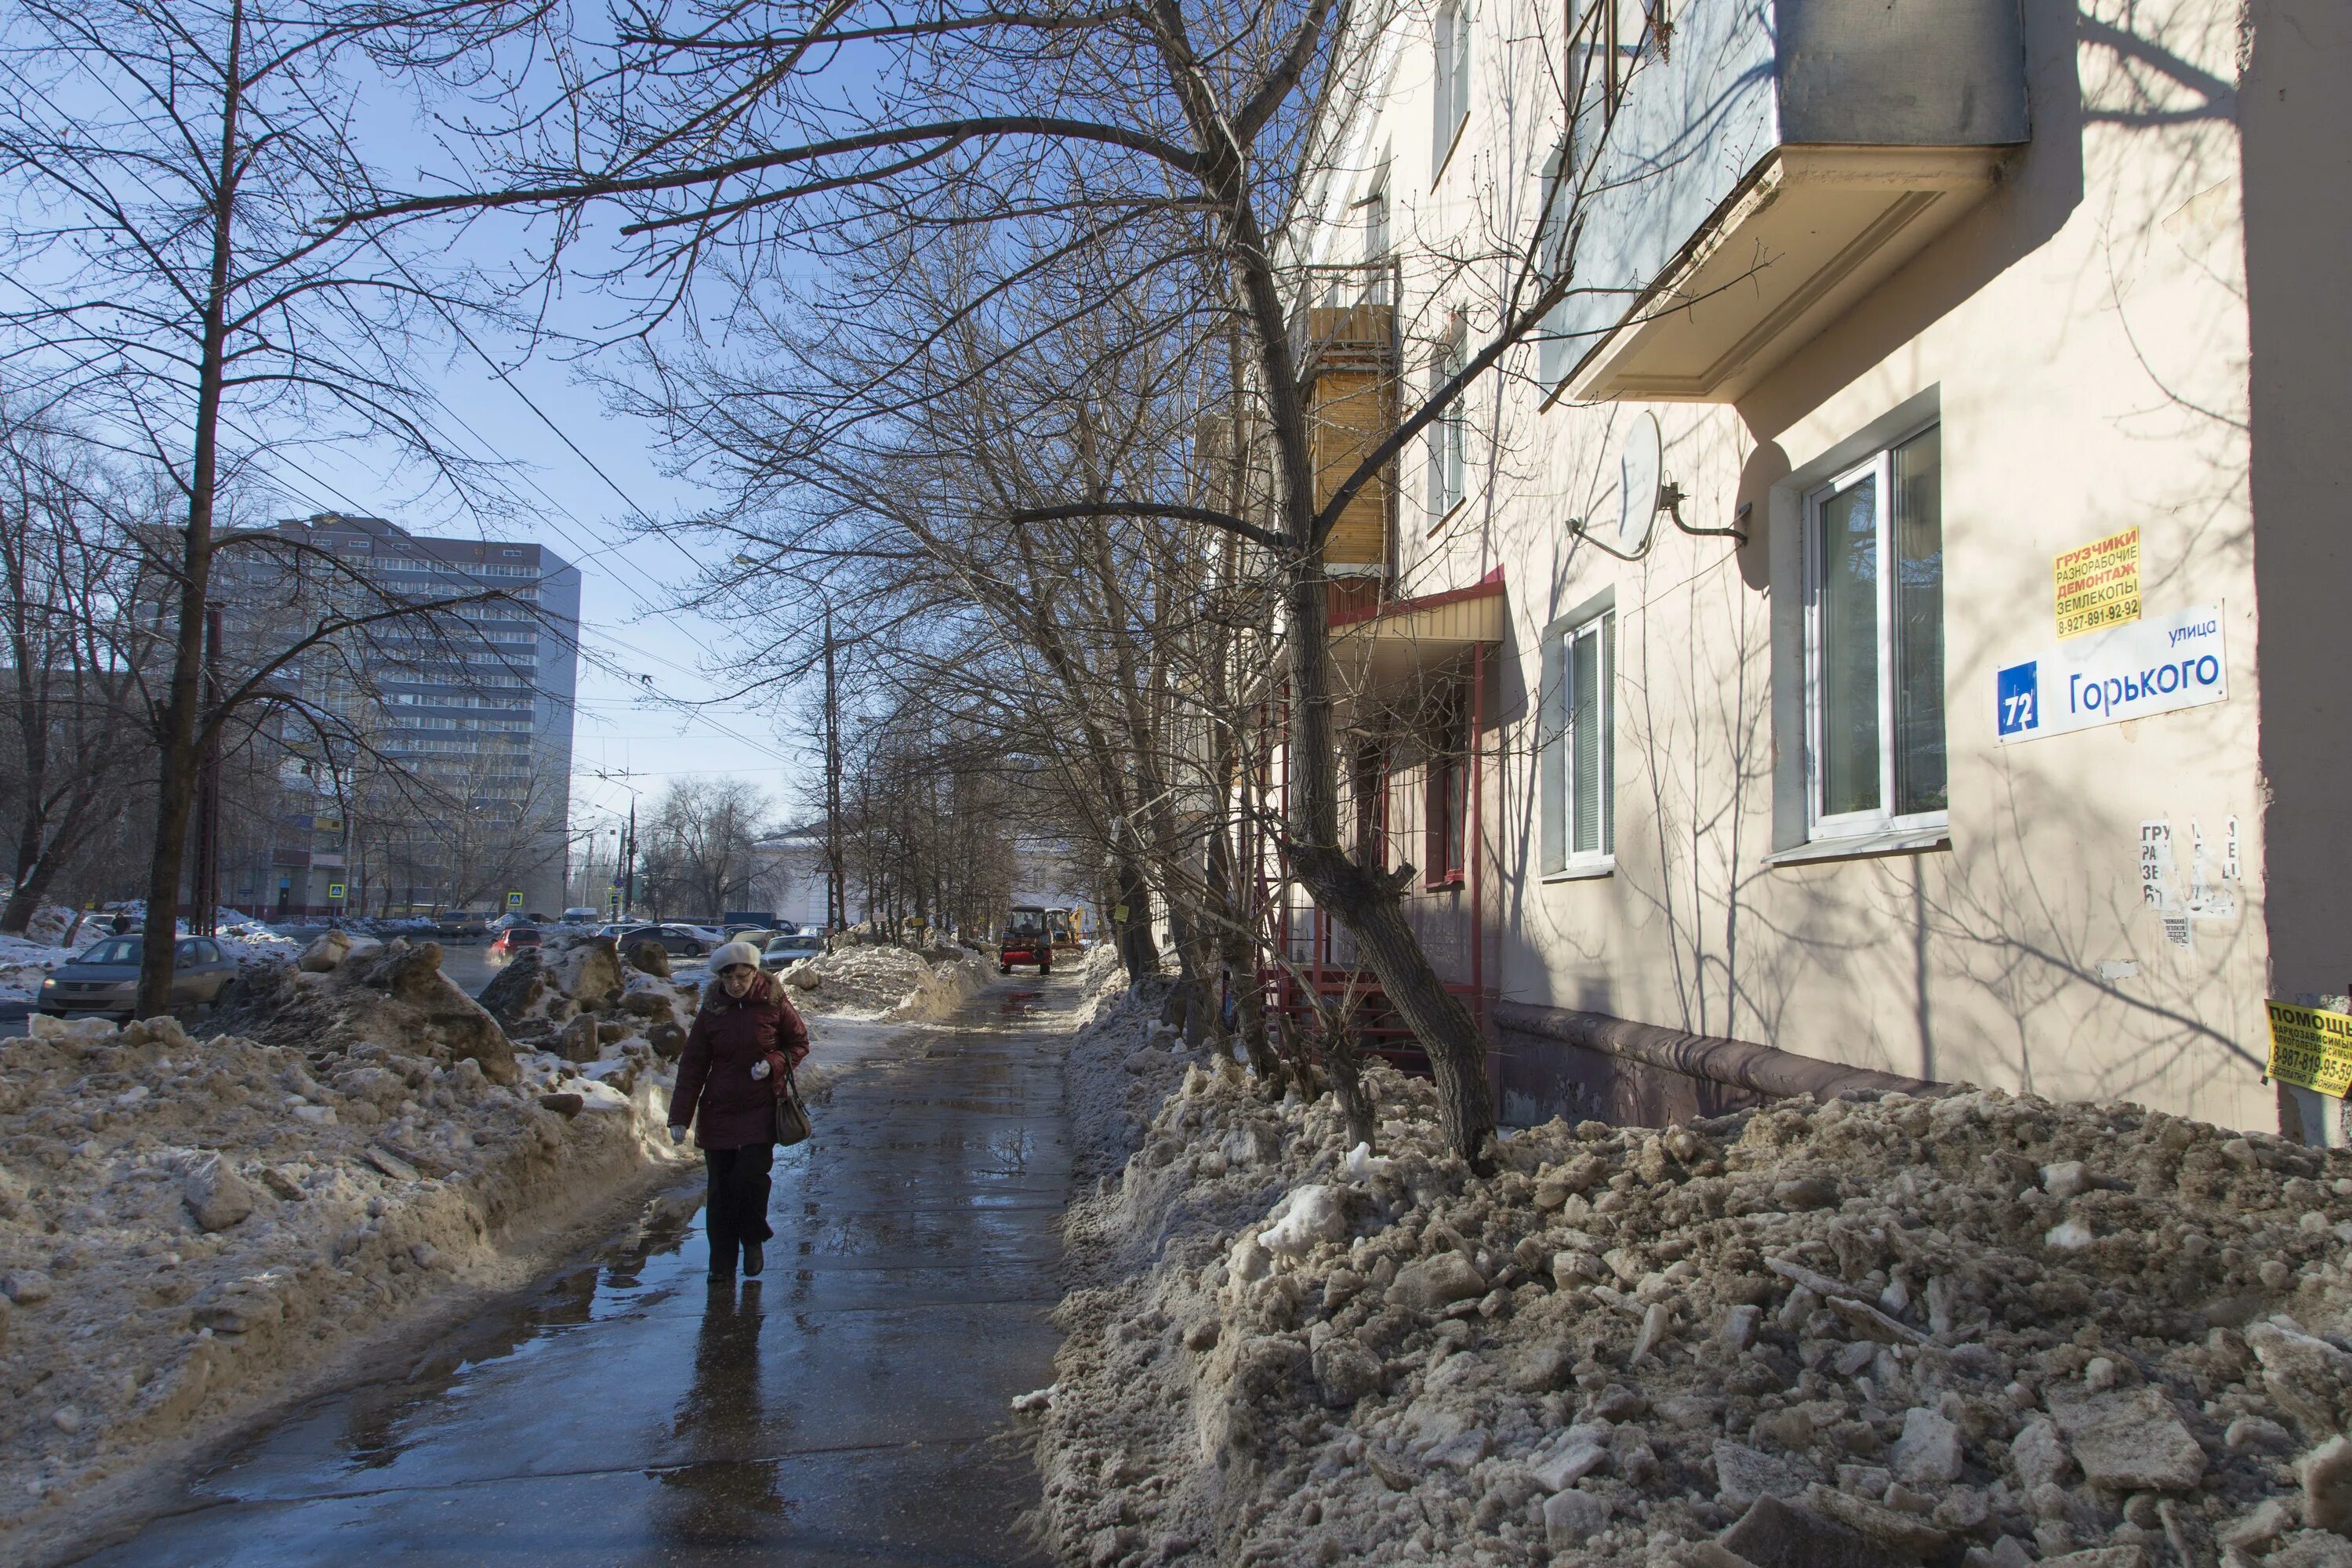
[[327, 883, 346, 901], [507, 891, 524, 908]]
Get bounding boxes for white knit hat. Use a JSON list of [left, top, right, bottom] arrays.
[[710, 940, 762, 971]]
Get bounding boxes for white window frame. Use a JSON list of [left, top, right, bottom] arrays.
[[1432, 0, 1470, 177], [1801, 420, 1946, 843], [1428, 321, 1468, 521], [1555, 607, 1615, 875]]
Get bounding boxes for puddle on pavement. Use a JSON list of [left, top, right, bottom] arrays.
[[997, 990, 1041, 1018]]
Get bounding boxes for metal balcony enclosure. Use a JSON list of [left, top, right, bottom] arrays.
[[1547, 0, 2030, 401]]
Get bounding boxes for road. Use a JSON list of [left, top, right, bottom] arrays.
[[72, 979, 1076, 1567]]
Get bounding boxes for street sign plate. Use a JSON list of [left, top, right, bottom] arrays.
[[507, 891, 524, 908], [326, 883, 346, 901]]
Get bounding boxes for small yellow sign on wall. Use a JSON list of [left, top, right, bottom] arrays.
[[2267, 1000, 2352, 1098], [2054, 526, 2142, 638]]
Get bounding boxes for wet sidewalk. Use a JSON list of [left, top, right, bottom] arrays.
[[74, 982, 1076, 1567]]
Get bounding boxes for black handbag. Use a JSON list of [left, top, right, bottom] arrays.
[[773, 1062, 812, 1147]]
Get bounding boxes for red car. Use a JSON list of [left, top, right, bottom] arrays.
[[489, 926, 542, 960]]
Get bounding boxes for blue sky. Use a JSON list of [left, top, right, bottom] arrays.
[[318, 65, 821, 843]]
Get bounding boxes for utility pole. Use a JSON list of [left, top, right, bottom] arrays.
[[622, 798, 637, 920], [190, 605, 223, 936], [825, 608, 845, 934]]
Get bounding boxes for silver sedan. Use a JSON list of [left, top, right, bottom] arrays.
[[37, 935, 239, 1020]]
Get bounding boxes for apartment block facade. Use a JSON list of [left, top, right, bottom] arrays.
[[1278, 0, 2350, 1137], [220, 515, 582, 916]]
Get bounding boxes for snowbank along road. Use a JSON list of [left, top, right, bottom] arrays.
[[67, 976, 1080, 1567]]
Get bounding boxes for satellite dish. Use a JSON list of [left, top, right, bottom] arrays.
[[1616, 412, 1663, 552]]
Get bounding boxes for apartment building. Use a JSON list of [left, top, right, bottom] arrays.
[[220, 514, 583, 916], [1279, 0, 2349, 1137]]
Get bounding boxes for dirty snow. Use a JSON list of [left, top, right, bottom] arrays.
[[782, 942, 993, 1022], [0, 919, 971, 1562], [1040, 999, 2352, 1567]]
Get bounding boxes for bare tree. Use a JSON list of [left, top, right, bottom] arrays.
[[0, 412, 157, 931], [364, 0, 1667, 1157], [640, 776, 772, 918], [0, 0, 543, 1011]]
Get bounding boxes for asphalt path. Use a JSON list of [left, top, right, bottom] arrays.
[[71, 978, 1075, 1567]]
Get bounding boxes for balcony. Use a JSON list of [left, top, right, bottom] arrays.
[[1549, 0, 2029, 403], [1293, 260, 1400, 580]]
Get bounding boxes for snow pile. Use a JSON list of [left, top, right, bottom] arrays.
[[784, 943, 991, 1021], [210, 937, 523, 1086], [1040, 1023, 2352, 1567], [0, 935, 74, 1004], [475, 934, 673, 1056], [0, 1007, 691, 1557], [211, 913, 299, 963]]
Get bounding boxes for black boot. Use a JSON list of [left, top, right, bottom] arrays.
[[742, 1241, 764, 1277], [708, 1238, 737, 1279]]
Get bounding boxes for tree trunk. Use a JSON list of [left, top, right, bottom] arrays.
[[1, 846, 63, 936], [1280, 566, 1496, 1163], [136, 0, 243, 1020], [2, 802, 46, 935], [1320, 1022, 1377, 1151], [1113, 857, 1158, 982]]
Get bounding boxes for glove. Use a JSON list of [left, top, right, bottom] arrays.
[[750, 1059, 771, 1081], [667, 1123, 689, 1144]]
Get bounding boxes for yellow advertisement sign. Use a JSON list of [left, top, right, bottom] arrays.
[[2267, 1000, 2352, 1099], [2054, 526, 2142, 638]]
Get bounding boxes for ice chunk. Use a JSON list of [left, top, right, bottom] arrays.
[[1259, 1185, 1347, 1257]]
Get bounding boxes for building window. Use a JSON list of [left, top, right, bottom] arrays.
[[1541, 607, 1614, 873], [1805, 423, 1945, 838], [1428, 321, 1467, 521], [1425, 690, 1468, 885], [1432, 0, 1469, 174]]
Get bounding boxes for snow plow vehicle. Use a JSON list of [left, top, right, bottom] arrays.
[[997, 906, 1053, 975], [1046, 907, 1081, 957]]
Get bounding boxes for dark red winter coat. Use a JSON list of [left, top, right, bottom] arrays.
[[670, 971, 811, 1150]]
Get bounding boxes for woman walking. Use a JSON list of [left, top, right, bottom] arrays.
[[668, 941, 810, 1279]]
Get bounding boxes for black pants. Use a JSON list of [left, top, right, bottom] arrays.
[[702, 1143, 775, 1265]]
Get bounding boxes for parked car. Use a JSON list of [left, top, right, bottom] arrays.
[[37, 935, 238, 1020], [721, 923, 773, 944], [760, 933, 826, 972], [612, 924, 713, 959], [436, 913, 489, 939], [559, 906, 603, 924], [488, 926, 543, 961]]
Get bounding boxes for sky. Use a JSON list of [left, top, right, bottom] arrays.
[[0, 6, 825, 855], [310, 66, 823, 851]]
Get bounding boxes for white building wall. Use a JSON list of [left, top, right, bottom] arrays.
[[1292, 0, 2321, 1134]]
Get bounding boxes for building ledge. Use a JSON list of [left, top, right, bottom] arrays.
[[1765, 825, 1952, 867], [1566, 145, 2016, 404]]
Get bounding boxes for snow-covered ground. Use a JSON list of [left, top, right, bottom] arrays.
[[782, 942, 993, 1022], [0, 930, 949, 1565], [1038, 986, 2352, 1567], [0, 936, 73, 1004]]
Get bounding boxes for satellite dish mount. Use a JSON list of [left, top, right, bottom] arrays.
[[1567, 412, 1747, 561]]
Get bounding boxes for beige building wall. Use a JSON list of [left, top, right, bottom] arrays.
[[1294, 0, 2339, 1133]]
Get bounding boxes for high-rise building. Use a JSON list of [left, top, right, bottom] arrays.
[[216, 514, 581, 917]]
